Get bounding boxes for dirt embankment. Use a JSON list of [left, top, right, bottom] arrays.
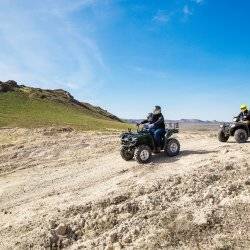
[[0, 128, 249, 249]]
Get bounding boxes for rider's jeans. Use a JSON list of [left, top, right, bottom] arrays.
[[149, 128, 166, 148]]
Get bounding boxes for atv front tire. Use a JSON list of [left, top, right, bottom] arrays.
[[218, 129, 229, 142], [165, 138, 180, 157], [134, 145, 152, 164], [234, 129, 248, 143], [120, 147, 134, 161]]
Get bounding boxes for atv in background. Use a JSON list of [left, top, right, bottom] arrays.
[[218, 117, 250, 143], [120, 123, 180, 164]]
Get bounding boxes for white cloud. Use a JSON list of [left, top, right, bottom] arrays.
[[0, 0, 106, 95], [133, 66, 168, 79], [183, 5, 192, 17], [193, 0, 204, 4], [153, 10, 170, 24]]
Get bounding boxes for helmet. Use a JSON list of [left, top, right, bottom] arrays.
[[153, 105, 161, 115], [240, 104, 248, 111]]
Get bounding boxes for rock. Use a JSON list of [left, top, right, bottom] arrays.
[[48, 230, 59, 245], [223, 149, 229, 154], [111, 195, 128, 205], [105, 244, 113, 250], [225, 162, 234, 170], [131, 227, 140, 236], [122, 234, 132, 243], [107, 232, 118, 243], [174, 176, 182, 185], [55, 223, 67, 236], [204, 173, 221, 184], [123, 202, 139, 214], [203, 189, 214, 199], [49, 220, 57, 229], [245, 179, 250, 185], [5, 80, 19, 87], [75, 230, 83, 237], [61, 238, 70, 247], [71, 225, 80, 232], [11, 153, 18, 159], [193, 210, 208, 226], [0, 80, 18, 92], [0, 83, 13, 92], [79, 218, 85, 227], [227, 184, 239, 195], [113, 242, 122, 250]]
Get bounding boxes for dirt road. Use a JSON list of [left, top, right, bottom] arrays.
[[0, 128, 249, 249]]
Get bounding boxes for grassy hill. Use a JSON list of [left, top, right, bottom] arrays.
[[0, 81, 131, 131]]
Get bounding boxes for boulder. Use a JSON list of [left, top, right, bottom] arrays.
[[5, 80, 19, 88], [0, 80, 19, 93], [55, 223, 67, 236]]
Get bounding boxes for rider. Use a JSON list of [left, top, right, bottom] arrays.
[[236, 104, 250, 122], [139, 106, 166, 152]]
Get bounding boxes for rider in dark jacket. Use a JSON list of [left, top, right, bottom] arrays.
[[236, 104, 250, 121], [139, 106, 165, 151], [141, 107, 165, 129]]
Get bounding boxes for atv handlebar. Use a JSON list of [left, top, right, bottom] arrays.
[[233, 117, 250, 123], [136, 124, 149, 133]]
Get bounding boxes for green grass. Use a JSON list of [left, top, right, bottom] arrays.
[[0, 91, 132, 131]]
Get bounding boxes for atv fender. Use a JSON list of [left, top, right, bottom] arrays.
[[230, 125, 249, 136]]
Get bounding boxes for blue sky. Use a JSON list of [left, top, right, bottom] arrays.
[[0, 0, 249, 120]]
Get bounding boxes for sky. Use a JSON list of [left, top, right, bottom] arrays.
[[0, 0, 249, 121]]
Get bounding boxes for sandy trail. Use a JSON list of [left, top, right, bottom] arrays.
[[0, 128, 249, 249]]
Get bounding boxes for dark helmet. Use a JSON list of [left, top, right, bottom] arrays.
[[153, 105, 161, 114]]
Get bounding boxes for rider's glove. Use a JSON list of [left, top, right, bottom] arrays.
[[148, 124, 154, 129]]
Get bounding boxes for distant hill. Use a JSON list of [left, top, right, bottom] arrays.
[[124, 118, 221, 125], [0, 80, 130, 130]]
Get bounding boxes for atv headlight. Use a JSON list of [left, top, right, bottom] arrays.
[[131, 137, 138, 142], [220, 125, 223, 128], [122, 137, 129, 142]]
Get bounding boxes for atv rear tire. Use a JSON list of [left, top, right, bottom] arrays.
[[134, 145, 152, 164], [120, 147, 134, 161], [234, 129, 248, 143], [218, 129, 229, 142], [165, 138, 180, 157]]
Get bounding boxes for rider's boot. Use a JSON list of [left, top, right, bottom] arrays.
[[153, 147, 161, 154]]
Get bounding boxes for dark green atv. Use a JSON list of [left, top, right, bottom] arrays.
[[120, 123, 180, 164], [218, 117, 250, 143]]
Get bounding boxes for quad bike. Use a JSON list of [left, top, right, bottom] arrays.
[[218, 117, 250, 143], [120, 123, 180, 164]]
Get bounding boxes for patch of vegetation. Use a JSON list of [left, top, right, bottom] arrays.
[[0, 91, 132, 131]]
